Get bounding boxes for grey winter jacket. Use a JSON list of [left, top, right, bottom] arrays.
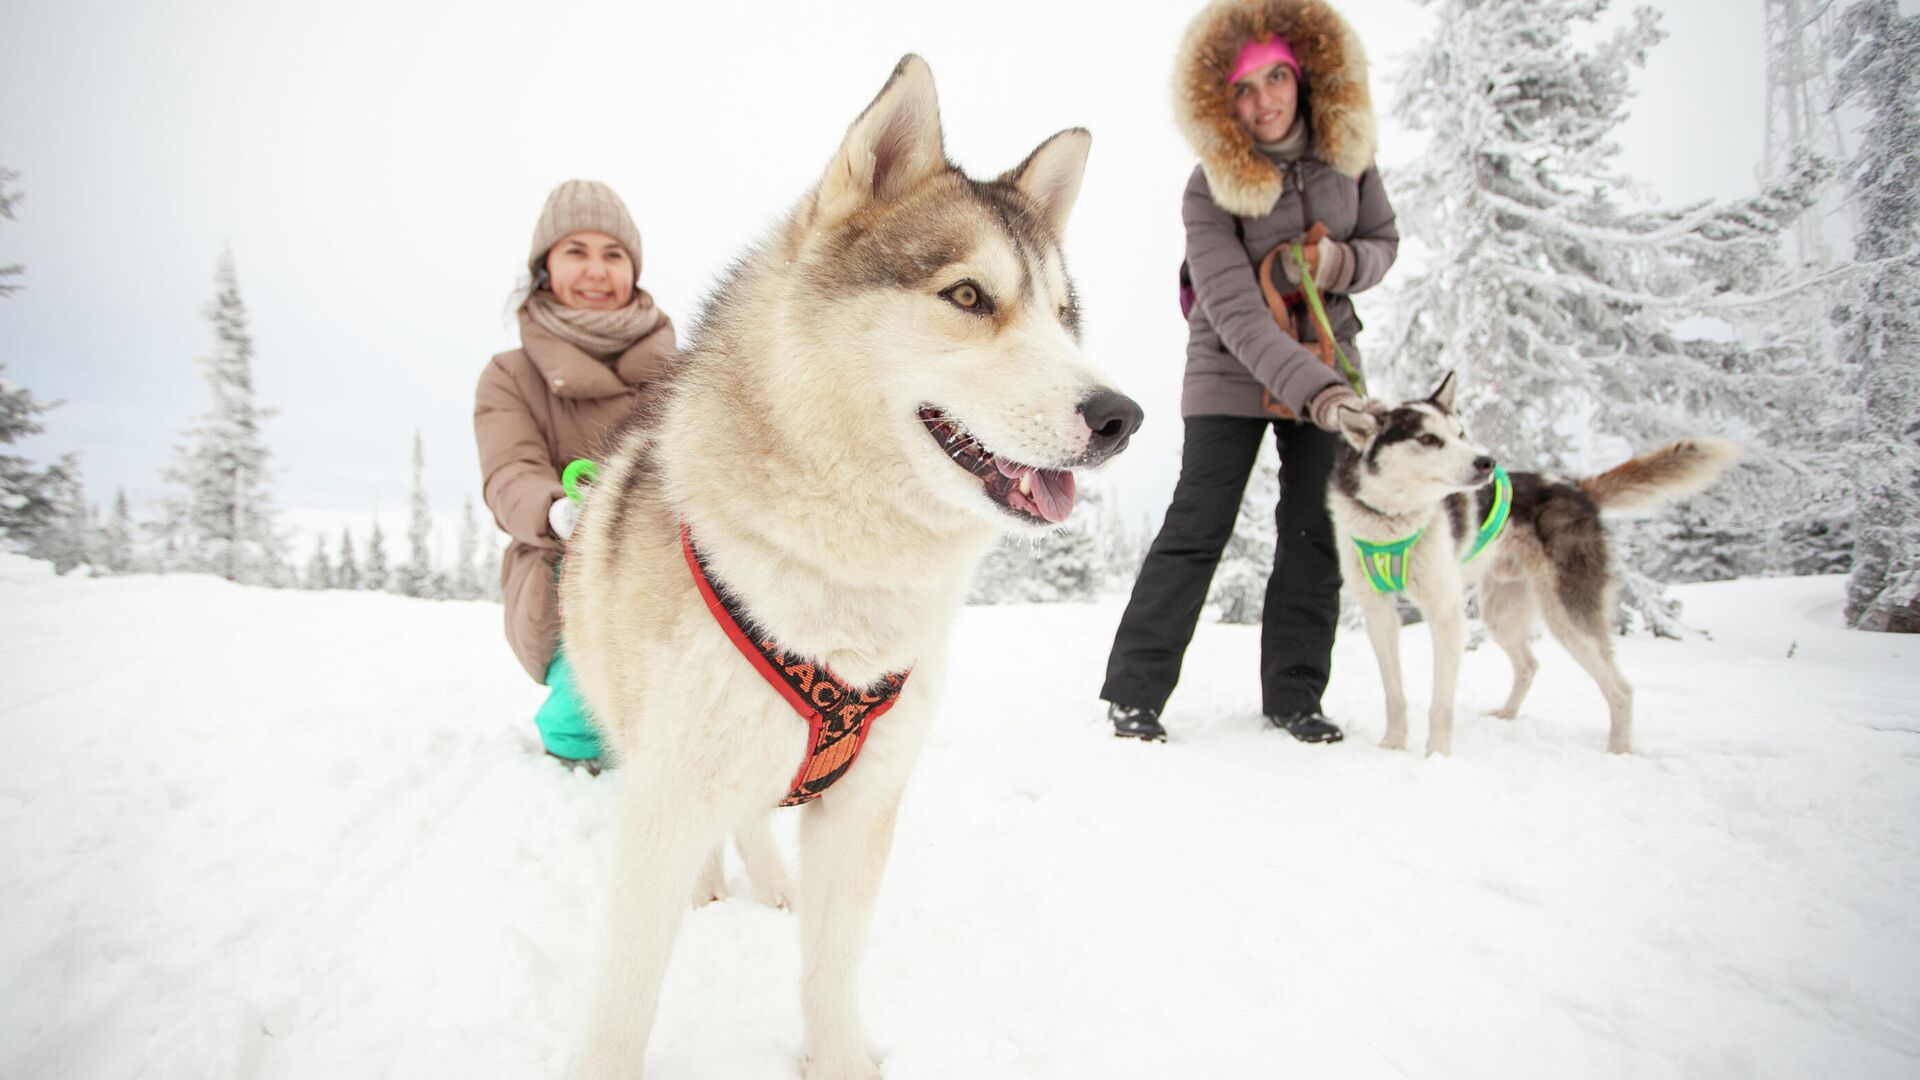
[[1181, 155, 1399, 418], [1171, 0, 1399, 419]]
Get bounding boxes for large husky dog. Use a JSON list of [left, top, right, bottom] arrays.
[[1328, 374, 1736, 756], [558, 56, 1142, 1078]]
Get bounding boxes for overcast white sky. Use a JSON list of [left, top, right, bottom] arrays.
[[0, 0, 1854, 559]]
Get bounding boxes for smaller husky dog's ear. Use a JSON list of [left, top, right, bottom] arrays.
[[1429, 370, 1459, 413], [1336, 403, 1380, 451], [813, 54, 946, 230], [1003, 128, 1092, 237]]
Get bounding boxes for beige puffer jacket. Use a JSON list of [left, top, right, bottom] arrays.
[[474, 310, 675, 682]]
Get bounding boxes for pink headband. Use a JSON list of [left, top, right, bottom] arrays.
[[1230, 34, 1301, 85]]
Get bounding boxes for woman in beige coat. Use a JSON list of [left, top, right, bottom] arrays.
[[474, 180, 675, 766]]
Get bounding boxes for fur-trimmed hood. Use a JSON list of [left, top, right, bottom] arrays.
[[1173, 0, 1378, 217]]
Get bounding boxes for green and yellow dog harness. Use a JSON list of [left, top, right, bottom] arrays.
[[1351, 466, 1512, 594]]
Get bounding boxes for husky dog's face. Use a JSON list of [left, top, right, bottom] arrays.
[[788, 56, 1142, 532], [1336, 373, 1496, 503]]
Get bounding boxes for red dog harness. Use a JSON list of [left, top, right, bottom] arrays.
[[680, 525, 910, 806]]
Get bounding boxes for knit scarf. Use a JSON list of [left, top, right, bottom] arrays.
[[523, 288, 664, 361], [1256, 116, 1312, 162]]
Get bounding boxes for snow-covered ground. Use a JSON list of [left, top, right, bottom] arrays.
[[3, 554, 1917, 1079]]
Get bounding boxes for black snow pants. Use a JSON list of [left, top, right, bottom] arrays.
[[1102, 415, 1342, 717]]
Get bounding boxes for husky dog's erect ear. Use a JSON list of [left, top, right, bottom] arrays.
[[813, 54, 947, 230], [1335, 403, 1380, 451], [1003, 128, 1092, 237], [1428, 370, 1459, 413]]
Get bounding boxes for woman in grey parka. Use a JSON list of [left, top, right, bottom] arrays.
[[1103, 0, 1398, 742]]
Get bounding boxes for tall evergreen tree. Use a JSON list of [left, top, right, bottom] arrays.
[[302, 534, 335, 590], [335, 526, 360, 591], [454, 496, 482, 600], [104, 487, 135, 573], [0, 182, 74, 554], [33, 471, 94, 574], [1389, 0, 1828, 626], [363, 517, 390, 592], [0, 366, 75, 552], [1392, 0, 1822, 462], [1834, 0, 1920, 631], [396, 431, 434, 597], [161, 249, 283, 584], [0, 167, 21, 299]]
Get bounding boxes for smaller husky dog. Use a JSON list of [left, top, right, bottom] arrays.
[[1328, 373, 1737, 756], [559, 56, 1141, 1079]]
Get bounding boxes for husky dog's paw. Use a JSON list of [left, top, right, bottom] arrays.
[[1485, 705, 1520, 720], [691, 884, 729, 908], [1379, 729, 1407, 751], [1425, 737, 1453, 757], [802, 1047, 882, 1080]]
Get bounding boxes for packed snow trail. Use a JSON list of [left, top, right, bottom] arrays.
[[3, 554, 1917, 1079]]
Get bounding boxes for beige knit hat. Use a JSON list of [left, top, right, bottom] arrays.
[[528, 179, 644, 282]]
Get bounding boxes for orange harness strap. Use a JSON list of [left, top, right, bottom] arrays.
[[680, 525, 909, 806]]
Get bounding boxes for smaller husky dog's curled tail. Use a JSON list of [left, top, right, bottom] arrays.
[[1579, 437, 1742, 513]]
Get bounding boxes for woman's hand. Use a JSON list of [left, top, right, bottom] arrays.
[[1308, 385, 1383, 432], [548, 497, 580, 541], [1281, 236, 1358, 293]]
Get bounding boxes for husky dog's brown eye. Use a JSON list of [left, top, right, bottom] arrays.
[[940, 281, 994, 315], [1419, 434, 1444, 448]]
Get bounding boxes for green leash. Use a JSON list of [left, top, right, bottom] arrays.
[[1351, 467, 1513, 594], [1289, 243, 1367, 395]]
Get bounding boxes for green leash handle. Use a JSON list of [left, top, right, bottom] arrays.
[[1290, 243, 1368, 396], [561, 459, 599, 504]]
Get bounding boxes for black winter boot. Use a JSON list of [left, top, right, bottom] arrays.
[[1266, 711, 1345, 744], [1108, 703, 1167, 742]]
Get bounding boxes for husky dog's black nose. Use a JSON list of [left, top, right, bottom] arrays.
[[1473, 455, 1496, 478], [1079, 390, 1145, 465]]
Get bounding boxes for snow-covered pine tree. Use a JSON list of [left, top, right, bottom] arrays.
[[32, 471, 94, 574], [395, 431, 434, 597], [161, 249, 283, 584], [1208, 442, 1276, 625], [0, 366, 76, 553], [1834, 0, 1920, 632], [1030, 510, 1104, 602], [481, 533, 504, 602], [0, 167, 21, 299], [1390, 0, 1828, 628], [363, 518, 390, 592], [0, 186, 75, 556], [968, 515, 1103, 603], [966, 536, 1029, 603], [335, 526, 360, 591], [104, 487, 135, 573], [454, 496, 482, 600], [1739, 0, 1857, 577], [302, 534, 334, 590]]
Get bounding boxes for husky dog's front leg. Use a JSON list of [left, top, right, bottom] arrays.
[[737, 812, 796, 910], [1422, 582, 1467, 757], [1358, 593, 1409, 750], [798, 786, 902, 1080], [573, 772, 726, 1080]]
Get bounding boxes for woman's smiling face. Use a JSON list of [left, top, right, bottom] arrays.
[[1232, 61, 1299, 144], [544, 231, 634, 311]]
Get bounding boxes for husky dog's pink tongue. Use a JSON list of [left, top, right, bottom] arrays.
[[995, 459, 1076, 523]]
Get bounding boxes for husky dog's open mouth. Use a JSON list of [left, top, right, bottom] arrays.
[[919, 405, 1076, 524]]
